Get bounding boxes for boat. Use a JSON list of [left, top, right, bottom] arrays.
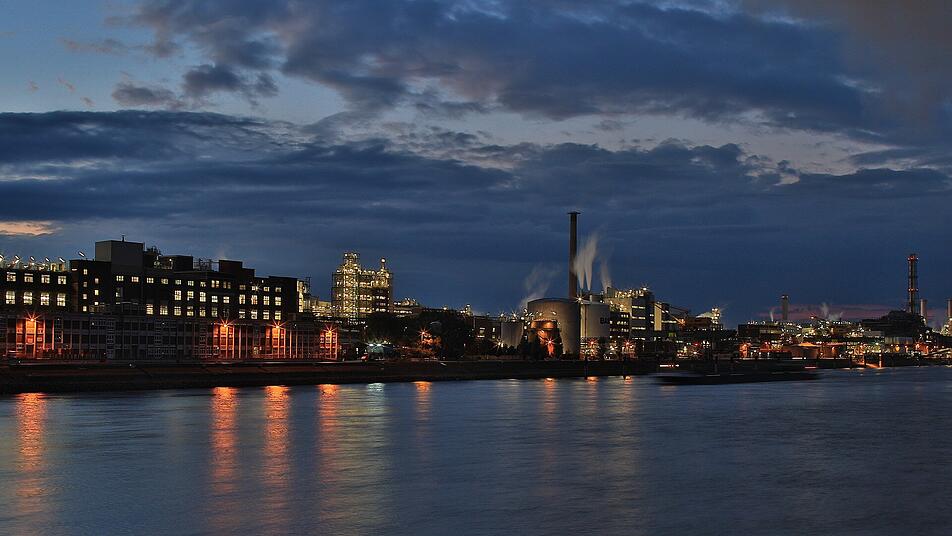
[[656, 370, 818, 385]]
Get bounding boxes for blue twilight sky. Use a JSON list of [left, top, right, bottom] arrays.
[[1, 0, 951, 326]]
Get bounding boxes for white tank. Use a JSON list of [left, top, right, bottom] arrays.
[[527, 298, 581, 356], [581, 301, 611, 340], [499, 321, 525, 348]]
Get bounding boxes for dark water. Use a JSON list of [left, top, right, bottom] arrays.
[[2, 368, 952, 535]]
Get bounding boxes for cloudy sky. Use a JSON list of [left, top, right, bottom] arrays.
[[1, 0, 951, 325]]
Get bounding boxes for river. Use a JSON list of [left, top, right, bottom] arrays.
[[1, 367, 950, 535]]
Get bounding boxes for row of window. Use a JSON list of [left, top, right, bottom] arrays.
[[112, 274, 283, 294], [139, 303, 282, 321], [4, 291, 68, 307], [5, 272, 68, 285]]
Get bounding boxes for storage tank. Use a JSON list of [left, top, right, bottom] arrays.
[[499, 320, 525, 348], [527, 298, 581, 356], [581, 301, 611, 340]]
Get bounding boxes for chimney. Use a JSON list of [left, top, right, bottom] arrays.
[[781, 294, 789, 323], [908, 254, 919, 314], [569, 212, 579, 300], [921, 298, 928, 323], [948, 299, 952, 324]]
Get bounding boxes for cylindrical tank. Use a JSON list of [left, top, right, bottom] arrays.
[[527, 298, 581, 356], [581, 301, 610, 340], [499, 320, 525, 348]]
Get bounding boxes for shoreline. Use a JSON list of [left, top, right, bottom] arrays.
[[0, 357, 946, 395]]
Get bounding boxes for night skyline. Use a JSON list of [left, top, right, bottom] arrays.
[[2, 1, 952, 326]]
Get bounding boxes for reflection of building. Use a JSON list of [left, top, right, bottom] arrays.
[[331, 252, 392, 320]]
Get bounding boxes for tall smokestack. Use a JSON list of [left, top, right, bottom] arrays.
[[921, 298, 928, 323], [781, 294, 789, 323], [908, 254, 919, 314], [569, 212, 579, 300]]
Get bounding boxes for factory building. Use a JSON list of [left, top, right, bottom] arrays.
[[602, 286, 679, 342], [1, 239, 319, 360], [331, 252, 393, 320], [1, 257, 70, 312], [68, 240, 299, 322]]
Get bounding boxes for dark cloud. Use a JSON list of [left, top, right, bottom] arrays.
[[182, 64, 277, 103], [2, 111, 951, 320], [112, 81, 185, 109], [61, 38, 129, 55], [127, 1, 867, 128]]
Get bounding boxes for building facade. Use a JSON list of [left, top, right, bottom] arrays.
[[331, 252, 392, 320]]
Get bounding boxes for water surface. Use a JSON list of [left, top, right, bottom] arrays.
[[1, 368, 951, 535]]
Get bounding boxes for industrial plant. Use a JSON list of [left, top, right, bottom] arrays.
[[1, 212, 951, 367]]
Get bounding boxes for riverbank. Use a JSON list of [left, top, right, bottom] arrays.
[[1, 357, 947, 394], [0, 359, 661, 394]]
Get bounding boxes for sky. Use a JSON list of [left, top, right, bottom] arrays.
[[1, 0, 951, 326]]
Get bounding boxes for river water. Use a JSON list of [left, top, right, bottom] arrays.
[[1, 367, 951, 535]]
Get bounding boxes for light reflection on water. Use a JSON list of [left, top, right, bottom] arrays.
[[2, 369, 952, 534]]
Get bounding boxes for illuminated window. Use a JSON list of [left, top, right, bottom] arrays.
[[175, 279, 182, 285], [263, 286, 270, 292], [40, 292, 50, 306], [116, 275, 124, 282], [275, 296, 281, 307], [199, 308, 206, 317], [4, 291, 14, 305], [83, 268, 88, 275], [94, 289, 100, 296], [250, 310, 258, 320], [146, 277, 154, 284], [161, 278, 169, 285], [263, 296, 270, 306], [239, 295, 246, 305], [275, 287, 282, 293], [274, 311, 281, 321], [94, 278, 99, 284], [211, 307, 218, 317], [41, 274, 50, 284], [262, 310, 270, 320], [187, 290, 194, 300], [160, 305, 169, 316], [174, 306, 182, 316], [56, 294, 66, 307], [131, 276, 139, 283], [24, 273, 33, 283], [211, 295, 218, 303], [146, 304, 154, 315], [186, 306, 194, 317], [199, 281, 206, 288], [187, 280, 195, 287], [199, 292, 206, 302], [238, 309, 246, 319], [251, 295, 258, 305], [174, 290, 182, 300], [23, 292, 33, 305], [211, 280, 220, 288], [223, 296, 230, 304], [58, 276, 66, 285]]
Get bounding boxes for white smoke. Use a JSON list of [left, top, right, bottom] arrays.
[[818, 302, 843, 321], [573, 233, 599, 292], [519, 263, 559, 309], [598, 257, 612, 292], [768, 307, 776, 322]]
